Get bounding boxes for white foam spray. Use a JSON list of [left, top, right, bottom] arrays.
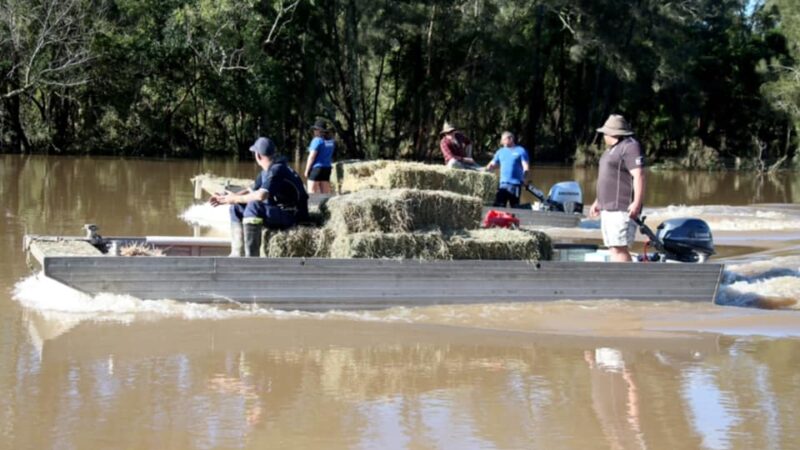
[[180, 203, 230, 230], [645, 204, 800, 231]]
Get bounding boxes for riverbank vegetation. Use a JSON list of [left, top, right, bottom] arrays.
[[1, 0, 799, 168]]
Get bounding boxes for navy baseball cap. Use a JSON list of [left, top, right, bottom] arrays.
[[249, 137, 276, 157]]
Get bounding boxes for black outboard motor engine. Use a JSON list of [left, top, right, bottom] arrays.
[[635, 217, 715, 263]]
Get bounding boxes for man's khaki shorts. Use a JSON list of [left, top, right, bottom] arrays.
[[600, 210, 637, 247]]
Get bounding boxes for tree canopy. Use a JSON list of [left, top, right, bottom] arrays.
[[1, 0, 798, 166]]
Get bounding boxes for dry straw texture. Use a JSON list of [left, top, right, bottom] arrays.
[[264, 226, 335, 257], [329, 231, 451, 259], [120, 243, 165, 257], [263, 227, 551, 261], [447, 228, 552, 260], [331, 160, 496, 202], [322, 189, 482, 234]]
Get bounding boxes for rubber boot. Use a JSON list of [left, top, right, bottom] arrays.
[[230, 223, 244, 257], [244, 223, 263, 257]]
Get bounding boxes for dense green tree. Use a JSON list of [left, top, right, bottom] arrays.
[[761, 0, 800, 166], [0, 0, 795, 168]]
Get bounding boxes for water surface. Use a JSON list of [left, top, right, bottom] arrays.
[[2, 155, 800, 449]]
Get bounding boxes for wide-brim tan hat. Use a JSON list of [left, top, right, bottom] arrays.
[[439, 121, 457, 136], [596, 114, 635, 136]]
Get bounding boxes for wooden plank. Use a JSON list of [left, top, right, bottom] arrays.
[[28, 239, 102, 264], [42, 256, 723, 307]]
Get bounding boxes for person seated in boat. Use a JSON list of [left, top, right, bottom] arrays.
[[209, 137, 309, 257], [439, 122, 480, 170], [588, 114, 645, 263], [484, 131, 529, 208], [303, 119, 335, 194]]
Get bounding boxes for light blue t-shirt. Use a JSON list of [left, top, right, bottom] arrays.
[[308, 137, 335, 168], [491, 145, 529, 185]]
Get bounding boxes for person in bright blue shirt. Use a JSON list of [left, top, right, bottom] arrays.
[[303, 119, 336, 194], [485, 131, 530, 207]]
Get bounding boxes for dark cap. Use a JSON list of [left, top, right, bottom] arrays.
[[310, 119, 328, 131], [249, 137, 276, 157]]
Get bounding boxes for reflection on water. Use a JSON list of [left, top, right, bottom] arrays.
[[3, 155, 800, 449], [3, 315, 800, 449]]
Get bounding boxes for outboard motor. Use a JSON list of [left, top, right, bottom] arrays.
[[548, 181, 583, 214], [524, 181, 584, 214], [635, 217, 715, 263]]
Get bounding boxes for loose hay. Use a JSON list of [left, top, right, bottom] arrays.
[[323, 189, 482, 234], [330, 160, 389, 194], [447, 228, 552, 260], [330, 231, 451, 259], [264, 226, 335, 258], [120, 243, 165, 257], [331, 160, 496, 202]]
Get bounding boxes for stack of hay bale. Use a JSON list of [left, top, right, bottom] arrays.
[[263, 160, 552, 261], [330, 160, 497, 203]]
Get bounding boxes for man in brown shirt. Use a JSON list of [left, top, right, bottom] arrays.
[[589, 115, 646, 262], [439, 122, 480, 170]]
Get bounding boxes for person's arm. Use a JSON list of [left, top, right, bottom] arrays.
[[440, 138, 459, 162], [461, 134, 475, 163], [485, 154, 498, 171], [304, 151, 317, 178], [305, 138, 323, 177], [521, 148, 530, 181], [210, 174, 267, 206], [627, 167, 645, 218], [589, 199, 600, 218], [209, 189, 266, 206]]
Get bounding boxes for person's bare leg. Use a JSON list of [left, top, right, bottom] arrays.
[[319, 181, 331, 194], [609, 246, 632, 262], [307, 180, 322, 194]]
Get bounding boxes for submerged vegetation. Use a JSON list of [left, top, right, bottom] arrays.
[[1, 0, 799, 168]]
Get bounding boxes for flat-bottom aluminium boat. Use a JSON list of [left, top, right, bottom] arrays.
[[23, 221, 724, 310]]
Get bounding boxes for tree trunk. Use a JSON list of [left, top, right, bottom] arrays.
[[524, 4, 545, 152]]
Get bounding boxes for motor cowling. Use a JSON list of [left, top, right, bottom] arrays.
[[656, 218, 715, 263], [547, 181, 583, 214]]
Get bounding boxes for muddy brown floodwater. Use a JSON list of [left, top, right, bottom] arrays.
[[2, 155, 799, 449]]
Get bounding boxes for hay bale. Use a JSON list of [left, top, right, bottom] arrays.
[[323, 189, 482, 234], [120, 243, 164, 257], [331, 160, 496, 202], [330, 231, 451, 259], [447, 228, 552, 261], [330, 160, 390, 194], [264, 226, 335, 258]]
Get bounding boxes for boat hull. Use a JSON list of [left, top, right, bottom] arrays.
[[42, 256, 724, 309]]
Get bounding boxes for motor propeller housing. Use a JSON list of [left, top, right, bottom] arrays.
[[636, 217, 715, 263]]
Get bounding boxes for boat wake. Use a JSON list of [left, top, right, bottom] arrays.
[[12, 251, 800, 344], [717, 256, 800, 310], [645, 204, 800, 231], [180, 203, 229, 230], [12, 272, 382, 324]]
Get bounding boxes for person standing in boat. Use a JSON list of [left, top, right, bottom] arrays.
[[589, 114, 646, 263], [210, 137, 309, 257], [439, 122, 480, 170], [484, 131, 529, 207], [303, 119, 335, 194]]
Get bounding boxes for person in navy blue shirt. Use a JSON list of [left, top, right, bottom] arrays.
[[484, 131, 530, 207], [303, 120, 336, 194], [210, 137, 309, 257]]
